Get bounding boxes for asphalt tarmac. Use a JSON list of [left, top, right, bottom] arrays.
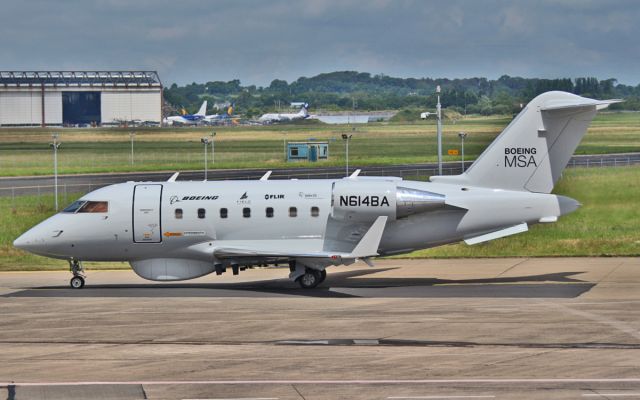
[[0, 257, 639, 399]]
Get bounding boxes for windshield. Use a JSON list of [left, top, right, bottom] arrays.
[[62, 200, 86, 213], [62, 200, 108, 213]]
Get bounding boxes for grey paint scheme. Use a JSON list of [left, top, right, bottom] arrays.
[[13, 91, 618, 283]]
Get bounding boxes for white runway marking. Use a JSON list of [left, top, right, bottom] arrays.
[[582, 394, 640, 397], [3, 378, 640, 386], [183, 398, 279, 400], [388, 396, 495, 399]]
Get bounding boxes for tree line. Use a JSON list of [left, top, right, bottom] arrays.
[[163, 72, 640, 117]]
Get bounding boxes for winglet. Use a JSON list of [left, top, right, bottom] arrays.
[[349, 216, 388, 258], [348, 169, 361, 179], [260, 171, 272, 181], [167, 172, 179, 182]]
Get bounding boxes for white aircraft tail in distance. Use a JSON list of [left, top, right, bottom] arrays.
[[14, 92, 620, 289], [258, 103, 309, 124]]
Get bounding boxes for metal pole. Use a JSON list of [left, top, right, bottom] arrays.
[[211, 131, 216, 165], [436, 86, 442, 175], [461, 135, 465, 172], [346, 139, 349, 177], [52, 133, 59, 211], [130, 132, 135, 165], [201, 137, 209, 180]]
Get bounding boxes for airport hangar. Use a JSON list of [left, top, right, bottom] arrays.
[[0, 71, 163, 127]]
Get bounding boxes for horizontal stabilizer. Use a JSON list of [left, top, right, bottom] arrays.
[[464, 223, 528, 245], [541, 98, 622, 111]]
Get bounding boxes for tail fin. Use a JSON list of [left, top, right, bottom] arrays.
[[226, 103, 234, 116], [299, 103, 309, 117], [431, 91, 620, 193], [195, 101, 207, 117]]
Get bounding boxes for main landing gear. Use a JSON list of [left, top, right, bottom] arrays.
[[289, 261, 327, 289], [69, 259, 86, 289]]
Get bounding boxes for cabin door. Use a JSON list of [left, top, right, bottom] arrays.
[[133, 184, 163, 243]]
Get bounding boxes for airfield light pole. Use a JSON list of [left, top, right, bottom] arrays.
[[436, 85, 443, 175], [342, 133, 352, 177], [210, 131, 216, 165], [50, 133, 61, 211], [458, 132, 468, 172], [129, 131, 136, 165], [201, 137, 210, 181]]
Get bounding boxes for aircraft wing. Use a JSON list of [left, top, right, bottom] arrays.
[[213, 216, 388, 260]]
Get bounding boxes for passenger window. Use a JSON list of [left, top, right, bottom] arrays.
[[77, 201, 108, 213], [311, 206, 319, 217], [243, 207, 251, 218], [266, 207, 274, 218], [197, 208, 206, 219], [289, 207, 297, 217], [220, 208, 228, 219], [175, 208, 183, 219]]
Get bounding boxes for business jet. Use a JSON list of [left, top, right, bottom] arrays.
[[14, 92, 619, 289], [164, 101, 208, 126], [258, 103, 309, 124]]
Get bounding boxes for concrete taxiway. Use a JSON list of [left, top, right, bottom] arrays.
[[0, 257, 639, 399]]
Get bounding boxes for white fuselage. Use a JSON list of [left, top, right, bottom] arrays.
[[13, 178, 575, 264]]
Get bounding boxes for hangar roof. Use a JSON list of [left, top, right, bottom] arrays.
[[0, 71, 162, 88]]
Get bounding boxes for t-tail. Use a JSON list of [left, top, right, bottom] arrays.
[[299, 103, 309, 117], [431, 91, 621, 193], [195, 100, 208, 117]]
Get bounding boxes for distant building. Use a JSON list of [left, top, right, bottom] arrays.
[[290, 101, 306, 108], [0, 71, 162, 126], [287, 141, 329, 162]]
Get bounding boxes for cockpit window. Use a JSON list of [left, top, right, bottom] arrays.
[[62, 200, 86, 213], [77, 201, 109, 213]]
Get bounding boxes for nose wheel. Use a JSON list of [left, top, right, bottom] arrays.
[[68, 259, 86, 289], [70, 276, 85, 289]]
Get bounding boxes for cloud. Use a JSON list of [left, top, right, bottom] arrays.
[[0, 0, 638, 85]]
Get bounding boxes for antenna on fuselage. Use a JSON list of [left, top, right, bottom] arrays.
[[260, 171, 272, 181], [167, 172, 179, 182]]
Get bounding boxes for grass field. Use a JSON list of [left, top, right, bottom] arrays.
[[1, 165, 638, 271], [0, 112, 639, 176]]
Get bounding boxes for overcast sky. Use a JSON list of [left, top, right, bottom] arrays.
[[1, 0, 638, 86]]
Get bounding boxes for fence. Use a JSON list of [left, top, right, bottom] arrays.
[[1, 154, 638, 201]]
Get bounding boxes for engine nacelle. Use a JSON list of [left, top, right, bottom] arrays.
[[130, 258, 215, 281], [331, 180, 446, 221]]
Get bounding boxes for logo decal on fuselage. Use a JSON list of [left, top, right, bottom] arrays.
[[177, 195, 219, 201], [504, 147, 538, 168], [264, 194, 285, 200], [340, 195, 390, 207]]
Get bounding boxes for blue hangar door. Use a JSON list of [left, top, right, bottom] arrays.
[[62, 91, 101, 125]]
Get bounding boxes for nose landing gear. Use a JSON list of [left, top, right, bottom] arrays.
[[69, 259, 86, 289]]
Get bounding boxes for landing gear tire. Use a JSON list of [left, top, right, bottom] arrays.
[[68, 259, 86, 289], [70, 276, 85, 289], [318, 269, 327, 284], [297, 268, 322, 289]]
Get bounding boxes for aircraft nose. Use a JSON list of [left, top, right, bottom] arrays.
[[13, 229, 41, 251]]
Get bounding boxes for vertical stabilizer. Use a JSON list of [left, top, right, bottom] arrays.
[[431, 91, 620, 193], [195, 101, 208, 117]]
